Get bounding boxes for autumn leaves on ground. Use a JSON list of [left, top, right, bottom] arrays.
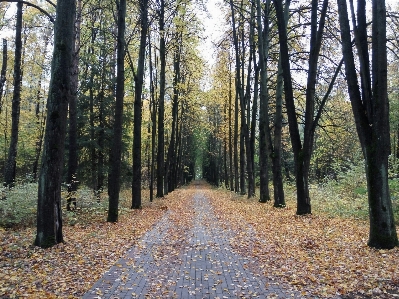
[[1, 181, 399, 298]]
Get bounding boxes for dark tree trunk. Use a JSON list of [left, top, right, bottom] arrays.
[[229, 0, 244, 194], [35, 0, 76, 248], [4, 1, 23, 188], [67, 0, 81, 211], [165, 41, 180, 194], [0, 39, 7, 113], [234, 94, 239, 192], [107, 0, 126, 222], [273, 0, 328, 215], [228, 63, 234, 191], [89, 70, 97, 193], [224, 101, 229, 188], [132, 0, 148, 209], [149, 35, 157, 202], [156, 0, 166, 198], [337, 0, 398, 249], [257, 0, 271, 203], [245, 2, 255, 198], [271, 56, 285, 207]]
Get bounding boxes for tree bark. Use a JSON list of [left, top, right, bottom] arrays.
[[165, 37, 181, 194], [132, 0, 148, 209], [148, 34, 157, 202], [107, 0, 126, 222], [4, 1, 23, 188], [0, 39, 7, 113], [67, 0, 81, 211], [228, 61, 234, 191], [273, 0, 328, 214], [35, 0, 76, 248], [257, 0, 271, 203], [337, 0, 398, 249], [271, 56, 285, 207], [156, 0, 166, 198]]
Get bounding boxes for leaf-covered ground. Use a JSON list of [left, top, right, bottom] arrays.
[[0, 191, 168, 298], [205, 187, 399, 298], [1, 182, 399, 298]]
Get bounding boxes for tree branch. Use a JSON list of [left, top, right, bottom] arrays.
[[0, 0, 55, 23]]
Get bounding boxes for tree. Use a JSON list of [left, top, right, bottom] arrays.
[[273, 0, 335, 214], [107, 0, 126, 222], [257, 0, 271, 203], [132, 0, 148, 209], [0, 39, 6, 112], [336, 0, 398, 249], [35, 0, 76, 248], [156, 0, 166, 198], [66, 0, 81, 211], [3, 1, 23, 188]]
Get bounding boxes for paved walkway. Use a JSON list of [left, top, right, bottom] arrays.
[[83, 190, 302, 299]]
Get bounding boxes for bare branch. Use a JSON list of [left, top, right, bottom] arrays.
[[0, 0, 55, 23]]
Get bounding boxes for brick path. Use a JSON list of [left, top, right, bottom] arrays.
[[83, 190, 303, 299]]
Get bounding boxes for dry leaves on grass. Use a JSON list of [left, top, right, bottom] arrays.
[[0, 195, 168, 298], [205, 188, 399, 298]]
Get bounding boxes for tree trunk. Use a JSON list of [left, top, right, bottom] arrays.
[[0, 39, 7, 113], [165, 41, 180, 194], [35, 0, 76, 248], [271, 56, 285, 207], [132, 0, 148, 209], [257, 0, 271, 203], [228, 63, 234, 191], [337, 0, 398, 249], [149, 35, 157, 202], [245, 2, 255, 198], [67, 0, 81, 211], [107, 0, 126, 222], [273, 0, 328, 214], [229, 0, 245, 194], [4, 1, 23, 188], [156, 0, 166, 198]]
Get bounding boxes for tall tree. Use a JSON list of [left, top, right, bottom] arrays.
[[257, 0, 271, 203], [132, 0, 149, 209], [273, 0, 331, 214], [67, 0, 82, 210], [4, 1, 23, 188], [229, 0, 245, 194], [107, 0, 126, 222], [336, 0, 398, 249], [156, 0, 166, 198], [0, 39, 6, 112], [35, 0, 76, 248]]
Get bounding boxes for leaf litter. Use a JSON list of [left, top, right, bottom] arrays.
[[1, 182, 399, 298]]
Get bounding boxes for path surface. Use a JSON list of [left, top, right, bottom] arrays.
[[83, 189, 303, 299]]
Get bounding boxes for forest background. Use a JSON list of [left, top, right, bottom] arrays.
[[0, 0, 399, 248]]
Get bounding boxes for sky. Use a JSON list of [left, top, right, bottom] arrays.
[[198, 0, 226, 67]]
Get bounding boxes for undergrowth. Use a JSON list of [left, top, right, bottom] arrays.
[[0, 184, 151, 229]]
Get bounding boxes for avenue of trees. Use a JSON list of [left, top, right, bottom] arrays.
[[0, 0, 398, 249]]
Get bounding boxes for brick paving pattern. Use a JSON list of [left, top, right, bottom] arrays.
[[83, 191, 303, 299]]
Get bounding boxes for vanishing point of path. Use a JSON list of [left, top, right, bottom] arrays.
[[83, 183, 302, 299]]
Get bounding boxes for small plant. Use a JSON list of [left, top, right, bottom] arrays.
[[0, 183, 38, 228]]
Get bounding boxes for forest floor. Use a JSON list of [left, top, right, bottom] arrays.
[[1, 181, 399, 298]]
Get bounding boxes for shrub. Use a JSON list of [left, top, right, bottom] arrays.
[[0, 183, 37, 228]]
